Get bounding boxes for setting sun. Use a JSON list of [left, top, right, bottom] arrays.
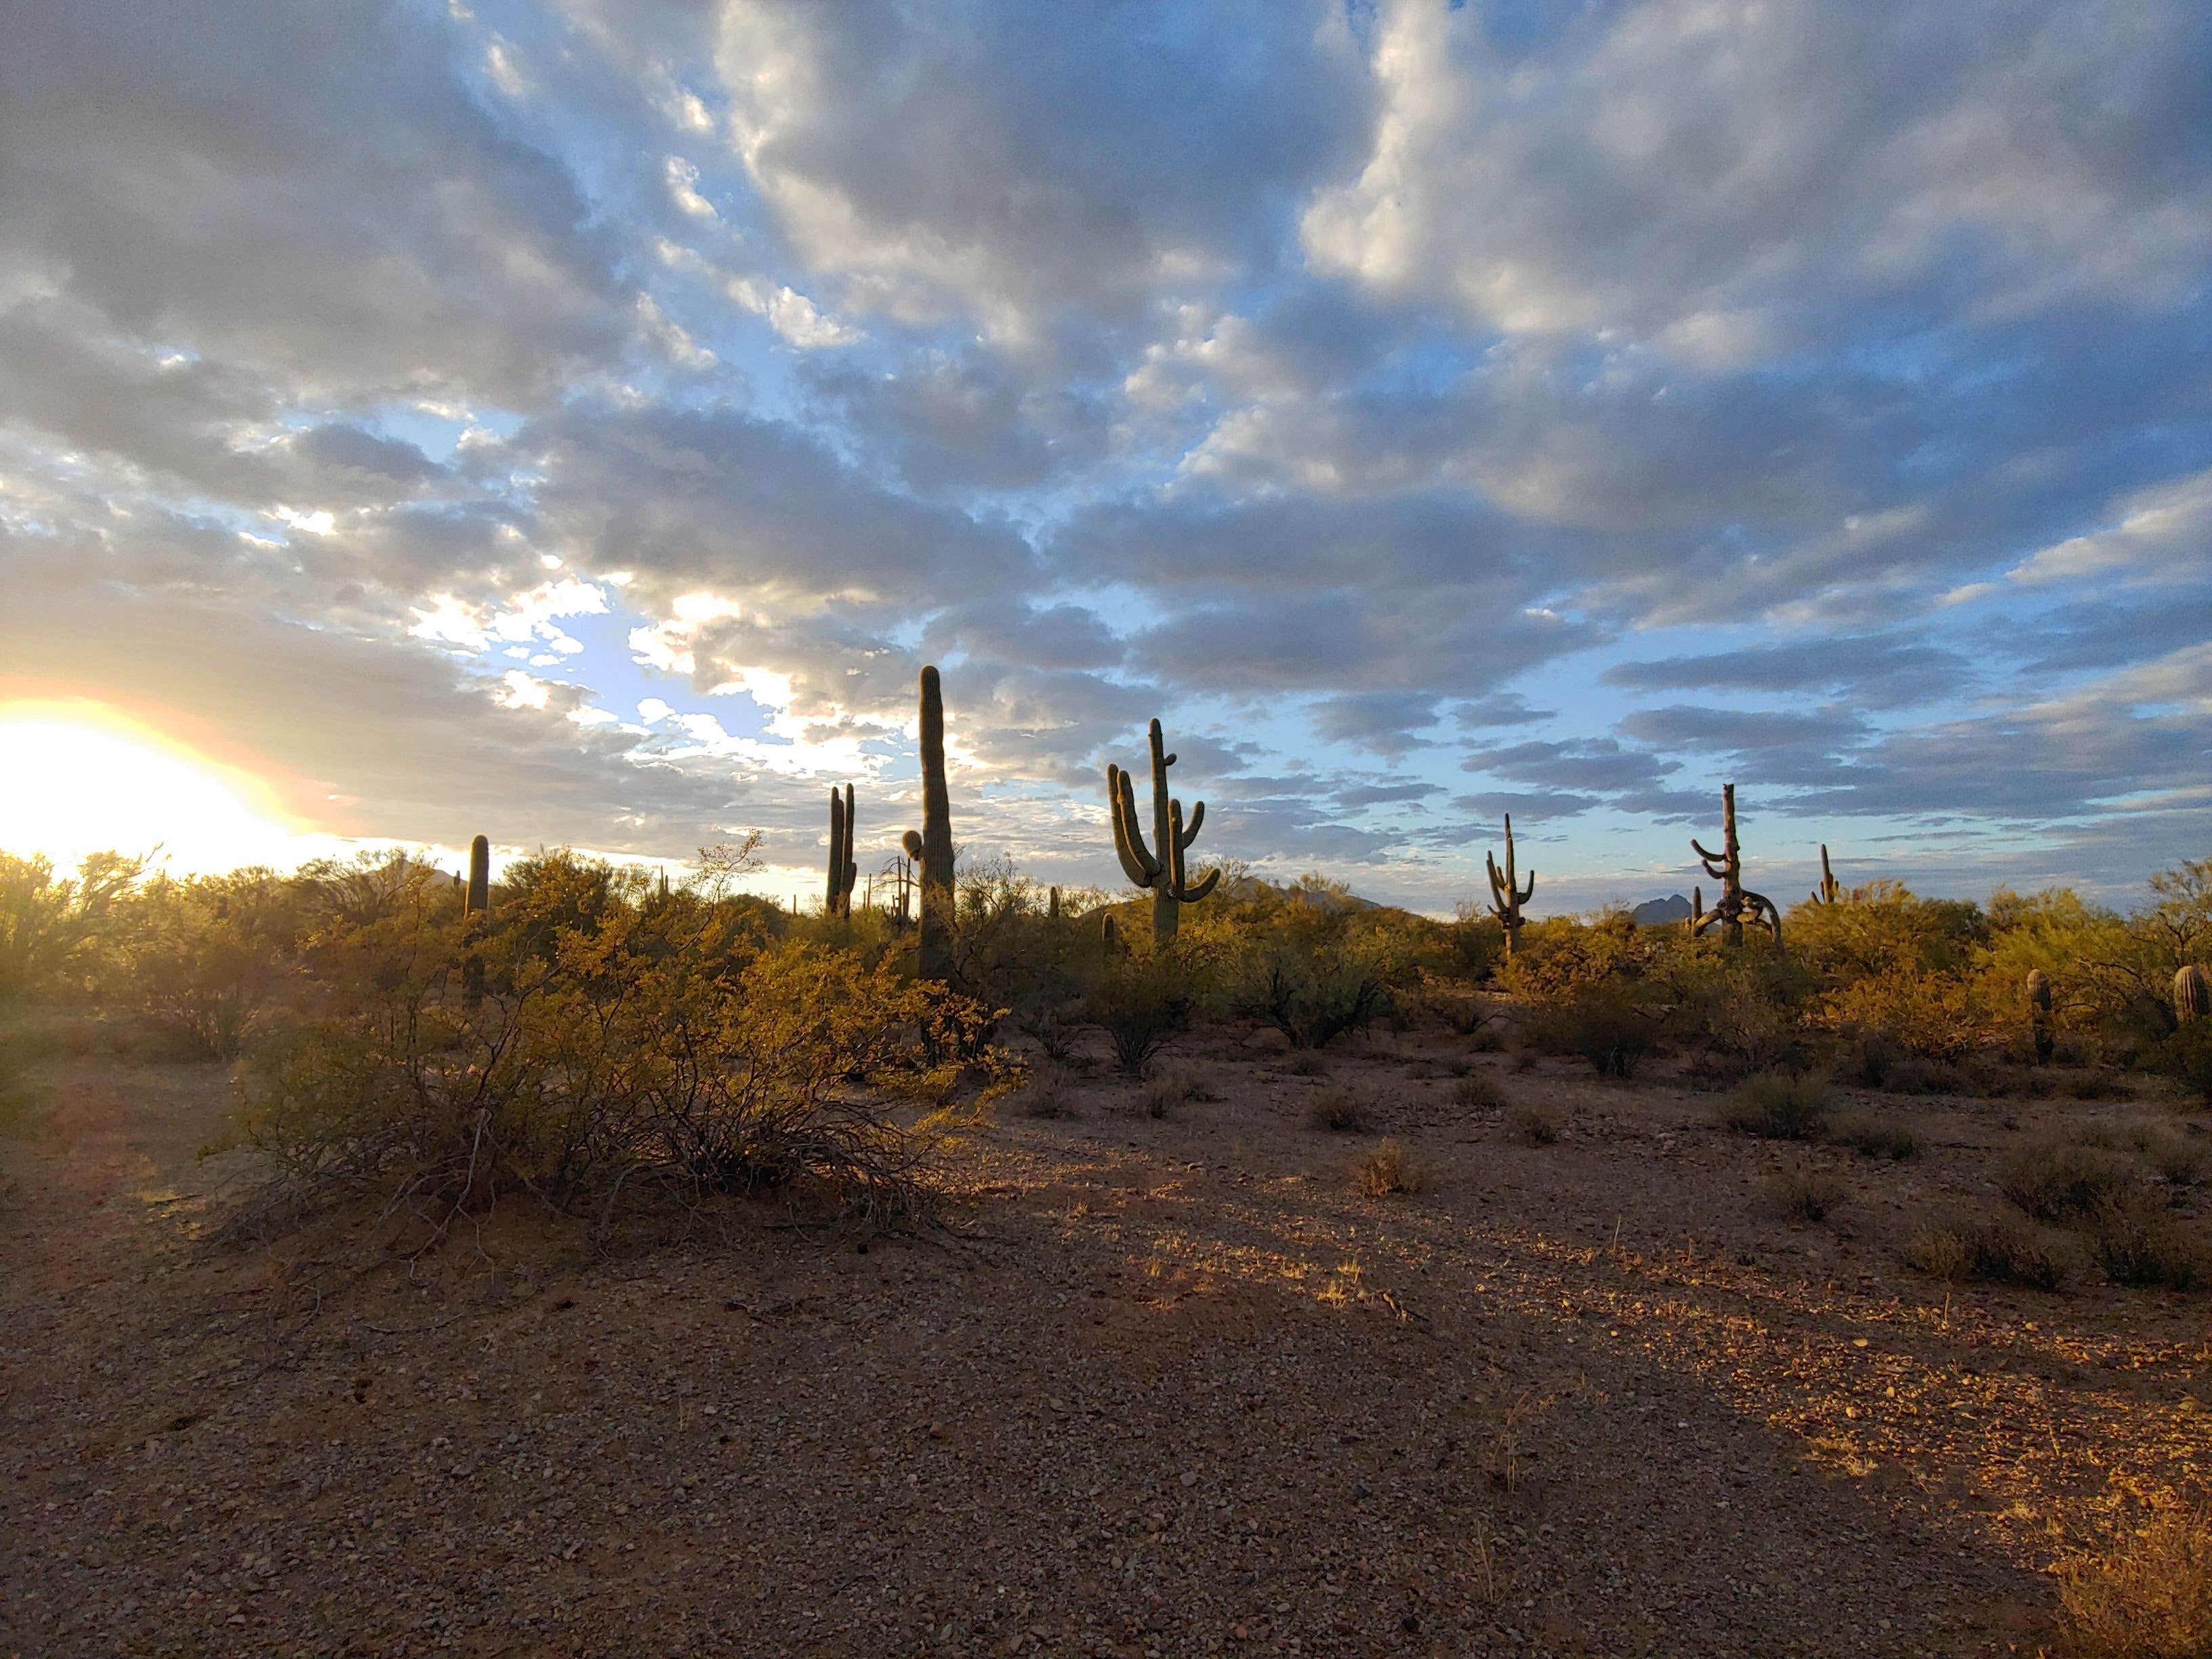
[[0, 699, 319, 875]]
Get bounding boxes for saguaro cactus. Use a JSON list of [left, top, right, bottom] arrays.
[[1689, 785, 1781, 946], [2178, 964, 2211, 1024], [466, 835, 490, 916], [1809, 844, 1842, 905], [1486, 815, 1535, 958], [901, 666, 955, 981], [1107, 718, 1221, 947], [825, 785, 857, 917], [2026, 968, 2055, 1064]]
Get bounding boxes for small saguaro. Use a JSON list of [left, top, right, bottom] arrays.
[[1107, 717, 1221, 947], [2178, 964, 2211, 1025], [1688, 784, 1781, 946], [1486, 814, 1535, 958], [2026, 968, 2055, 1065], [902, 666, 955, 981], [1809, 844, 1842, 905], [825, 784, 857, 917]]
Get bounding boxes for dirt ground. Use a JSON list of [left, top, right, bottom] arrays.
[[3, 1019, 2208, 1658]]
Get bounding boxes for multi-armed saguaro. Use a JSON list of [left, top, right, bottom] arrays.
[[1689, 784, 1782, 945], [900, 666, 955, 981], [1809, 844, 1842, 905], [825, 785, 857, 917], [1486, 815, 1534, 958], [1107, 718, 1220, 947]]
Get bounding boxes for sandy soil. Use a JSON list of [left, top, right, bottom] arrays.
[[3, 1019, 2208, 1658]]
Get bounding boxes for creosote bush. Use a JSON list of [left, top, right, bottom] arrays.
[[1719, 1071, 1832, 1141], [1452, 1071, 1505, 1111], [1507, 1102, 1561, 1146], [1522, 981, 1655, 1080], [1828, 1111, 1921, 1162]]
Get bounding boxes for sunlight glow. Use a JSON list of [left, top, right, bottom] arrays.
[[0, 699, 318, 875]]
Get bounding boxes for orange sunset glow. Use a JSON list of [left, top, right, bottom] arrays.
[[0, 698, 325, 874]]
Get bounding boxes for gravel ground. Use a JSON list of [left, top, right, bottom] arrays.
[[3, 1025, 2208, 1656]]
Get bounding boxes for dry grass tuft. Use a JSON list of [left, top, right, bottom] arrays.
[[1829, 1111, 1921, 1162], [1018, 1067, 1075, 1120], [1453, 1071, 1505, 1112], [2081, 1191, 2207, 1290], [1906, 1211, 2069, 1290], [2053, 1507, 2212, 1658], [1355, 1138, 1424, 1198], [1282, 1051, 1330, 1078], [1309, 1086, 1370, 1133], [1719, 1071, 1832, 1140], [1999, 1139, 2139, 1225], [1767, 1164, 1847, 1224], [1507, 1102, 1561, 1146]]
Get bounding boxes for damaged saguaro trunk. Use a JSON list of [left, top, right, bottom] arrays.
[[1688, 784, 1782, 947], [1107, 717, 1221, 947]]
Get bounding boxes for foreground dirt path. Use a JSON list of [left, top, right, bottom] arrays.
[[3, 1028, 2207, 1656]]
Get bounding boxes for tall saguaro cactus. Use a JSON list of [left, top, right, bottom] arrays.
[[1486, 815, 1535, 957], [825, 785, 857, 917], [466, 835, 491, 916], [1107, 717, 1221, 947], [1689, 784, 1782, 946], [1809, 844, 1842, 905], [900, 666, 955, 981]]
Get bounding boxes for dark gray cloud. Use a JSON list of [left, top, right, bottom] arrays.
[[1604, 634, 1971, 709]]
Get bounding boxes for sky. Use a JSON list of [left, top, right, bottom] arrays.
[[1, 0, 2207, 912]]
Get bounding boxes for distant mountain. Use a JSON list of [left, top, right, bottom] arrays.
[[1631, 893, 1693, 926]]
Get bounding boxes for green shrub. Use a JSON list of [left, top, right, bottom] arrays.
[[1523, 981, 1656, 1079], [1086, 949, 1204, 1077], [1234, 944, 1391, 1050], [1719, 1071, 1832, 1140]]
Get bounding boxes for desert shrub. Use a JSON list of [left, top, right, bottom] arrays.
[[1233, 942, 1391, 1050], [1507, 1102, 1560, 1145], [2053, 1506, 2212, 1658], [0, 1023, 56, 1136], [2143, 1021, 2212, 1105], [1355, 1138, 1423, 1197], [1906, 1212, 2070, 1290], [1141, 1064, 1213, 1119], [1882, 1056, 1964, 1096], [1452, 1072, 1505, 1111], [2081, 1191, 2205, 1290], [1086, 949, 1206, 1077], [1820, 963, 1996, 1061], [1282, 1050, 1329, 1078], [1828, 1111, 1921, 1161], [1835, 1027, 1906, 1089], [1999, 1140, 2140, 1225], [1017, 1067, 1074, 1120], [230, 898, 1007, 1233], [117, 874, 289, 1059], [1767, 1165, 1846, 1223], [0, 849, 146, 1000], [1522, 981, 1656, 1079], [2124, 1123, 2207, 1189], [1309, 1086, 1370, 1133], [1719, 1071, 1832, 1140], [2065, 1068, 2133, 1102]]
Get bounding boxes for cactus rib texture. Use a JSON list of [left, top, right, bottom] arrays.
[[466, 835, 490, 916], [1688, 785, 1782, 946], [1106, 717, 1221, 946], [2178, 963, 2211, 1024], [1485, 814, 1535, 958]]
